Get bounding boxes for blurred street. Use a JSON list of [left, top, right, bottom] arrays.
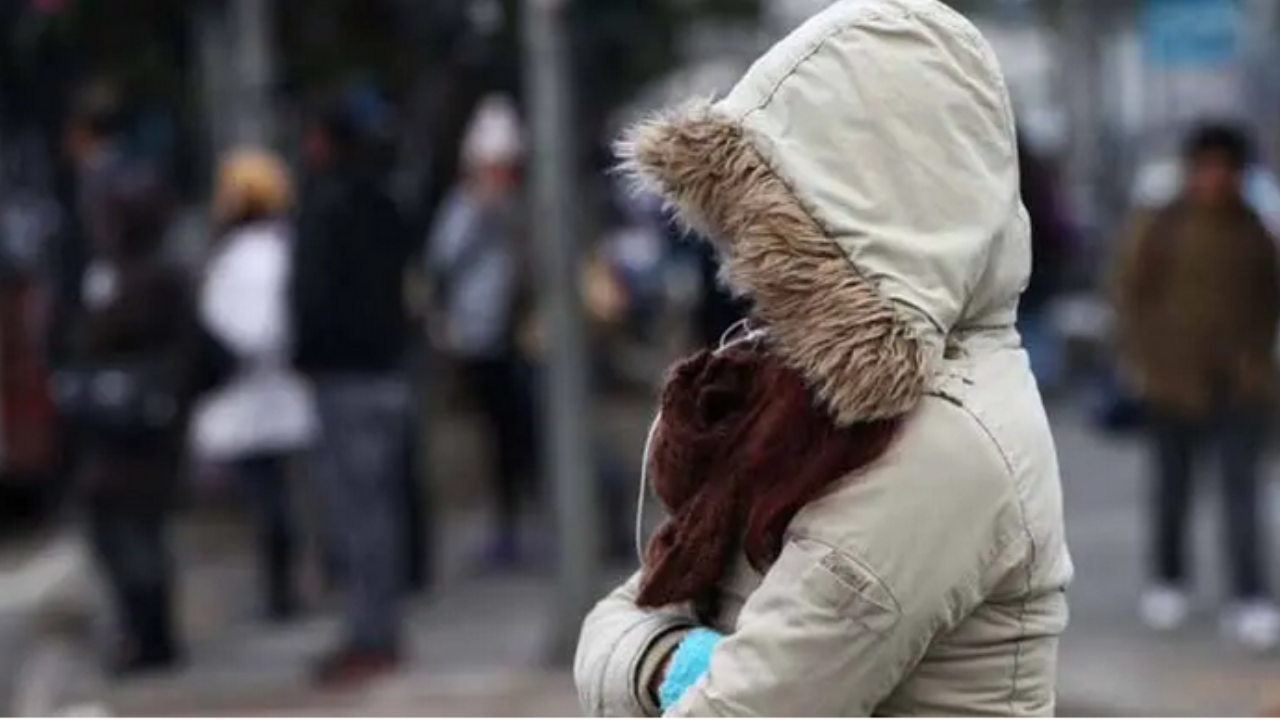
[[2, 397, 1280, 715], [4, 0, 1280, 715]]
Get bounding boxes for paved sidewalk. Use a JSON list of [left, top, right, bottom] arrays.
[[101, 572, 581, 716], [8, 401, 1280, 715], [1052, 403, 1280, 717]]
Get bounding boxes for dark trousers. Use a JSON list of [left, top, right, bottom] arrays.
[[400, 422, 430, 591], [462, 355, 538, 536], [311, 375, 409, 652], [86, 502, 176, 661], [1150, 405, 1270, 600], [237, 453, 296, 617], [397, 340, 432, 591]]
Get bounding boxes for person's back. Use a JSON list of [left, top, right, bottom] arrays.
[[290, 102, 413, 685], [293, 171, 409, 376]]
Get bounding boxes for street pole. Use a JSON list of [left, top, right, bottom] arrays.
[[520, 0, 600, 664], [1243, 0, 1280, 164], [1059, 0, 1105, 236], [229, 0, 275, 147], [195, 1, 232, 159]]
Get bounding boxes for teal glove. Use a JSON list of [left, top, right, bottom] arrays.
[[658, 628, 723, 712]]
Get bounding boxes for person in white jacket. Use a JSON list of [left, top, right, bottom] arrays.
[[193, 150, 317, 621]]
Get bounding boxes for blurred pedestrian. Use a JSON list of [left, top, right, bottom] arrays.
[[427, 95, 538, 570], [292, 99, 413, 686], [685, 218, 749, 348], [1016, 138, 1073, 394], [55, 171, 191, 675], [192, 149, 316, 622], [1111, 123, 1280, 650], [44, 82, 132, 509], [577, 2, 1069, 714], [1131, 150, 1280, 240], [55, 82, 130, 359]]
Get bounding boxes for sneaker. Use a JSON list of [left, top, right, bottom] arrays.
[[1139, 585, 1190, 632], [1222, 601, 1280, 652]]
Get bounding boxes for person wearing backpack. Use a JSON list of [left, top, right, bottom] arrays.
[[192, 149, 316, 622]]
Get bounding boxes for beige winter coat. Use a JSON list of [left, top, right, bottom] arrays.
[[574, 0, 1072, 716]]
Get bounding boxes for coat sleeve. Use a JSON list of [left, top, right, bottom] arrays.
[[668, 401, 1027, 717], [575, 572, 698, 717]]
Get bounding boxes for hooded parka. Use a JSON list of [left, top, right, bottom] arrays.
[[574, 0, 1072, 715]]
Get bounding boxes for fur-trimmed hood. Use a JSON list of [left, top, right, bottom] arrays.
[[620, 0, 1028, 424]]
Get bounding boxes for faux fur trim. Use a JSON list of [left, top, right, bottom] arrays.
[[617, 101, 926, 424]]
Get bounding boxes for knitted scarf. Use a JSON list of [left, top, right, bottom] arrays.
[[636, 345, 902, 615]]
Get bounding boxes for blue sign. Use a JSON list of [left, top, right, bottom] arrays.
[[1143, 0, 1242, 67]]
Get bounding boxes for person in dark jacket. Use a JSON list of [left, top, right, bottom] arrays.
[[291, 100, 413, 687], [1016, 139, 1072, 393], [681, 216, 749, 348], [55, 82, 131, 363], [70, 171, 191, 675]]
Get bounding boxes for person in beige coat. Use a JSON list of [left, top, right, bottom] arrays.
[[574, 0, 1072, 715]]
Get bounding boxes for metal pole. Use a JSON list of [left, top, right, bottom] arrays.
[[1244, 0, 1280, 165], [195, 2, 232, 159], [1059, 0, 1104, 236], [229, 0, 275, 147], [520, 0, 600, 664]]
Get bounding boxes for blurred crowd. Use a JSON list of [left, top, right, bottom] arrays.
[[4, 49, 1280, 702], [1, 78, 755, 686]]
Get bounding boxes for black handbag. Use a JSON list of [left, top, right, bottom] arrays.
[[51, 360, 180, 442]]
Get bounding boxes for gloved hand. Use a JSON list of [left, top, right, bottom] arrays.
[[658, 628, 723, 712]]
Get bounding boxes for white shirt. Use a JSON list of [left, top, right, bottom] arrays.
[[191, 222, 317, 461]]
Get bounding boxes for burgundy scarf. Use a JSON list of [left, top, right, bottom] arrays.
[[637, 346, 901, 615]]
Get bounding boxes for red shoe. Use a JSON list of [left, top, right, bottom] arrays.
[[312, 646, 401, 690]]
